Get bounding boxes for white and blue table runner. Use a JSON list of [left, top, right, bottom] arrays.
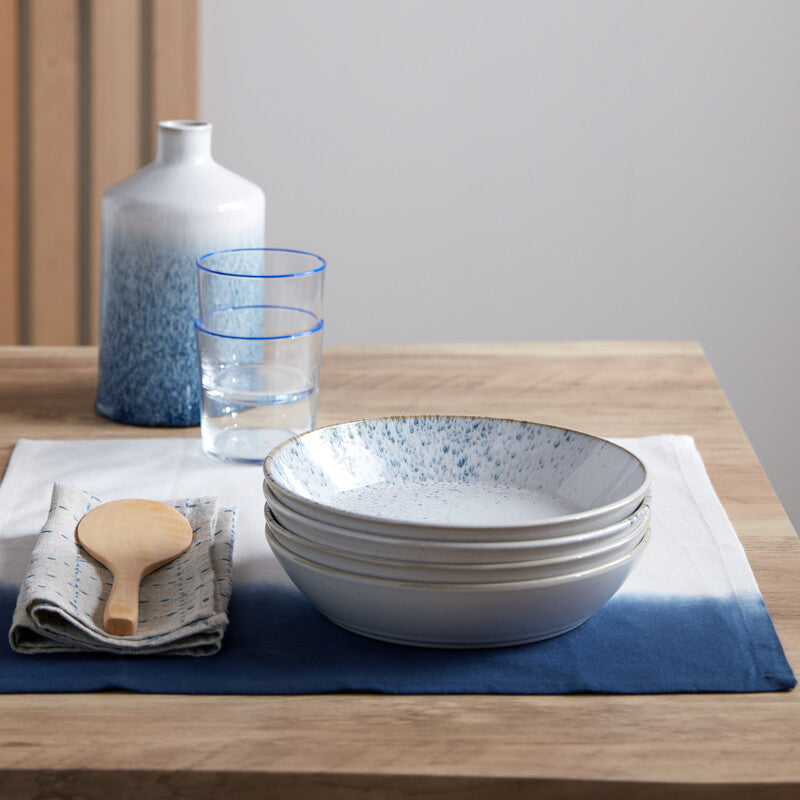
[[0, 435, 795, 694]]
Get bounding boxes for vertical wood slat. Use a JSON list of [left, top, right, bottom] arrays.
[[0, 0, 20, 344], [27, 0, 81, 345], [87, 0, 142, 345], [147, 0, 198, 160], [9, 0, 197, 345]]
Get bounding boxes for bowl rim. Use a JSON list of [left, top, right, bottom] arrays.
[[263, 415, 651, 534], [265, 505, 650, 575], [264, 482, 652, 551], [266, 516, 651, 591]]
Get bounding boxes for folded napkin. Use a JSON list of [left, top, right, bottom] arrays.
[[9, 483, 236, 656], [0, 435, 795, 693]]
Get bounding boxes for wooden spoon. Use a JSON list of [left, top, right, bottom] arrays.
[[76, 499, 193, 636]]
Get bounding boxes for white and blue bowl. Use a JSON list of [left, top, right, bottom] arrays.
[[263, 416, 650, 541], [264, 482, 652, 564], [265, 524, 651, 649], [265, 506, 649, 584]]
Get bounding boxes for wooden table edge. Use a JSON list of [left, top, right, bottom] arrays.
[[0, 342, 797, 798]]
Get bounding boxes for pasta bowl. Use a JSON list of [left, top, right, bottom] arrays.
[[265, 526, 650, 648], [264, 416, 649, 540], [263, 483, 651, 564], [265, 506, 649, 583]]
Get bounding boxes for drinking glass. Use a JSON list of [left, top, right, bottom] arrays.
[[195, 248, 325, 463]]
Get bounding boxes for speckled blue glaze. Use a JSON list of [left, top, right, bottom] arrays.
[[97, 239, 201, 426], [96, 233, 265, 426], [95, 120, 264, 427], [265, 416, 650, 531]]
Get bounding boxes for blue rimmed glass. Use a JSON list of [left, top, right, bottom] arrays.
[[195, 248, 326, 463], [197, 248, 325, 320]]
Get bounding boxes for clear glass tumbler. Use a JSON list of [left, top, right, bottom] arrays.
[[195, 249, 325, 463]]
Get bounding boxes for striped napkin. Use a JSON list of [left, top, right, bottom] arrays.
[[9, 483, 235, 656]]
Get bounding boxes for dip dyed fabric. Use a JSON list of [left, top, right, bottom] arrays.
[[0, 435, 794, 694]]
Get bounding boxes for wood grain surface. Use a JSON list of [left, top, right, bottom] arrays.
[[87, 0, 142, 345], [0, 0, 20, 344], [145, 0, 198, 160], [27, 0, 82, 345], [0, 342, 797, 799], [2, 1, 198, 346]]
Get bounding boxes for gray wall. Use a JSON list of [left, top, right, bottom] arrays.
[[200, 0, 800, 532]]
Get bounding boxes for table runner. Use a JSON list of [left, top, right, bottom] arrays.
[[0, 435, 795, 694]]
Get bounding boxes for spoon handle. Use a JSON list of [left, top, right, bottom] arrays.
[[103, 569, 141, 636]]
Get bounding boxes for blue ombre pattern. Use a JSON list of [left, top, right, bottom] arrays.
[[96, 239, 205, 426], [95, 120, 265, 427], [0, 584, 794, 694], [0, 436, 794, 694], [96, 233, 265, 427]]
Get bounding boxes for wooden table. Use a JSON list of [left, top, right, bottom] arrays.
[[0, 342, 798, 799]]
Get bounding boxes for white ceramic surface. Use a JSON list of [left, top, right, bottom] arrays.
[[264, 416, 650, 540], [265, 507, 649, 583], [264, 481, 651, 563], [266, 526, 649, 648], [96, 120, 265, 427]]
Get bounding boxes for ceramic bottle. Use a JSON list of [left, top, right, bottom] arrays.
[[95, 120, 264, 426]]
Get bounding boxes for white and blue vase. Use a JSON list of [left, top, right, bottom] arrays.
[[96, 120, 264, 426]]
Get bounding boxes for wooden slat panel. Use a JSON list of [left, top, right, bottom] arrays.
[[0, 0, 20, 344], [87, 0, 142, 345], [27, 0, 81, 344], [147, 0, 198, 159]]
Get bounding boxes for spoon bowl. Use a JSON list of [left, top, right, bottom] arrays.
[[76, 499, 193, 636]]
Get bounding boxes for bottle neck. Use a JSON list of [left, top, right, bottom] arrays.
[[155, 120, 212, 165]]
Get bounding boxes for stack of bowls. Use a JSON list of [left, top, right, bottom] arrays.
[[263, 416, 651, 649]]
